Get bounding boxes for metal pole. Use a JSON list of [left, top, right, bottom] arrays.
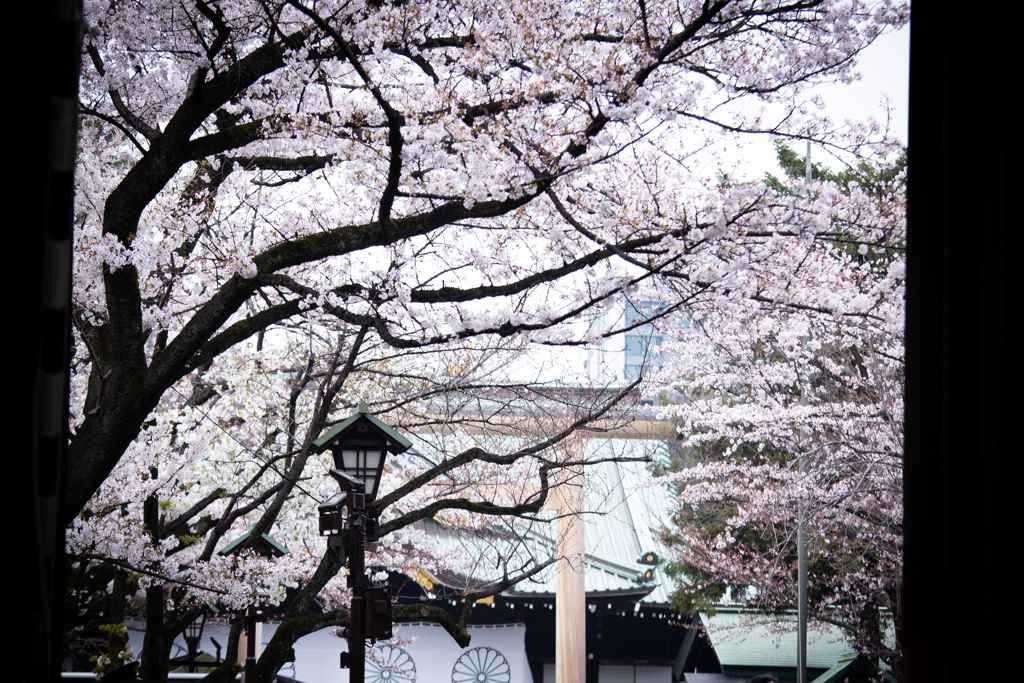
[[796, 140, 811, 683], [798, 496, 807, 683], [347, 493, 368, 682], [245, 608, 257, 682]]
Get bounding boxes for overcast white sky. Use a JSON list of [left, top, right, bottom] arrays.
[[739, 24, 910, 178], [817, 25, 910, 141], [511, 25, 911, 383]]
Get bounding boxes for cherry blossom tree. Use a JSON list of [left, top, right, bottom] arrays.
[[68, 0, 906, 680], [649, 145, 905, 673], [66, 329, 631, 681]]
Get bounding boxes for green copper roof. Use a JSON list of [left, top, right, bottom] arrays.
[[699, 608, 855, 671], [219, 525, 289, 558], [312, 401, 413, 454], [812, 653, 896, 683]]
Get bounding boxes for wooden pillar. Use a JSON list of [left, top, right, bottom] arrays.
[[554, 460, 585, 683], [236, 628, 247, 669], [236, 618, 263, 678]]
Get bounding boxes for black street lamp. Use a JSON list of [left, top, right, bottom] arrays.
[[314, 402, 411, 682], [183, 611, 207, 673], [218, 526, 288, 680]]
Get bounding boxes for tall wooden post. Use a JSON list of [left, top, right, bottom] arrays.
[[236, 610, 262, 680], [554, 460, 585, 683]]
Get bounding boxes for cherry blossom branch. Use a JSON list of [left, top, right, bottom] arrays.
[[286, 0, 406, 226], [70, 553, 229, 595], [84, 42, 161, 142]]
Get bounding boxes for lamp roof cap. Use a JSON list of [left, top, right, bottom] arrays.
[[312, 401, 413, 455], [218, 525, 289, 558]]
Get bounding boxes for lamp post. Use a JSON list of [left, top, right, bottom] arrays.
[[183, 611, 207, 673], [314, 401, 411, 682], [218, 526, 288, 681]]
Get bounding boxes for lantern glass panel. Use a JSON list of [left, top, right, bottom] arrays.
[[339, 449, 384, 498], [185, 613, 205, 640]]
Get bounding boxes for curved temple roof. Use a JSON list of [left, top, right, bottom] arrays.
[[406, 439, 675, 605]]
